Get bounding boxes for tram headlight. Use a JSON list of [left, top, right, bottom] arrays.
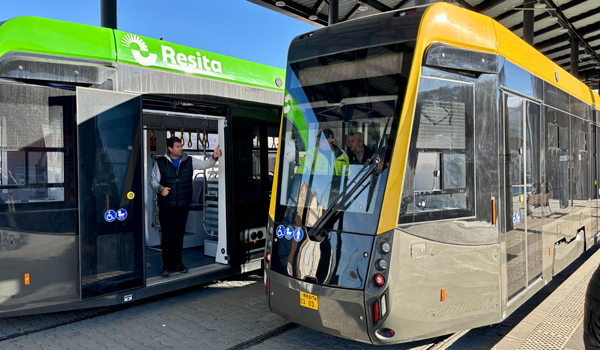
[[380, 242, 391, 254], [377, 259, 388, 271], [266, 253, 271, 263]]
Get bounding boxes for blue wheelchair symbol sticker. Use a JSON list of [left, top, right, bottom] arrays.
[[513, 212, 521, 225], [117, 209, 128, 221], [293, 228, 304, 242], [285, 226, 294, 240], [104, 210, 116, 222], [276, 225, 285, 238]]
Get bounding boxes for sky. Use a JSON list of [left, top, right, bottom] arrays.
[[0, 0, 317, 69]]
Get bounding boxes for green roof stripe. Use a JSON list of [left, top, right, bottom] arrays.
[[0, 16, 285, 92]]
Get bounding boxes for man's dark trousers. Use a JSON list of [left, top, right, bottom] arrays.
[[159, 205, 190, 270]]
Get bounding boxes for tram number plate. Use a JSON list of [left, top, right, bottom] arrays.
[[299, 292, 318, 310]]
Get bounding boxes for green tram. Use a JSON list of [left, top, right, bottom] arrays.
[[264, 2, 600, 344], [0, 17, 282, 316]]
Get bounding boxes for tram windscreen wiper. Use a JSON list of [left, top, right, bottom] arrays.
[[307, 154, 381, 237], [365, 115, 392, 212]]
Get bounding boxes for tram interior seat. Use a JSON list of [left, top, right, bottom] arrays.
[[189, 176, 204, 211]]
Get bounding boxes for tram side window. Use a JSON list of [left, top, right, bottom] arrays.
[[399, 77, 474, 224], [0, 83, 76, 233]]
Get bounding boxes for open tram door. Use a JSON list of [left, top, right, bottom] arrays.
[[76, 88, 145, 300], [141, 107, 230, 284]]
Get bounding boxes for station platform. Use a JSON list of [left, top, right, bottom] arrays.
[[0, 247, 599, 349]]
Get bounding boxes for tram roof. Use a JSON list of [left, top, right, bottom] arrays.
[[247, 0, 600, 88], [0, 16, 285, 93]]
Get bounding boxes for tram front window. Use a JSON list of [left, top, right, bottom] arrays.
[[276, 43, 414, 235]]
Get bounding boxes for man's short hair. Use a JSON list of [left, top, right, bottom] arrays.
[[167, 136, 182, 149], [350, 132, 364, 142], [321, 128, 334, 139]]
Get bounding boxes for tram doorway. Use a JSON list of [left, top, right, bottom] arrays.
[[76, 89, 230, 300], [142, 109, 228, 283], [503, 93, 543, 301]]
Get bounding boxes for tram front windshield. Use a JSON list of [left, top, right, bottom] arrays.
[[275, 43, 413, 235]]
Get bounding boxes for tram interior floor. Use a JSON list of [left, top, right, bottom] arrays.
[[145, 246, 214, 278]]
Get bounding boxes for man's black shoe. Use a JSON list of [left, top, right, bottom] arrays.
[[161, 269, 171, 277], [176, 264, 189, 273]]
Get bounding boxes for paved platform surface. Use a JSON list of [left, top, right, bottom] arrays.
[[0, 246, 598, 349]]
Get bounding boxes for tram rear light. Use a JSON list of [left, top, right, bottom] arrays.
[[374, 274, 385, 287], [387, 329, 395, 336], [381, 295, 387, 317], [266, 253, 271, 262], [373, 301, 380, 323]]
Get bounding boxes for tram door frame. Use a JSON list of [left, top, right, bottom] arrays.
[[503, 92, 543, 301], [76, 88, 146, 300]]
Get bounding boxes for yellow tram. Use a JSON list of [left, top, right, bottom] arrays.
[[264, 2, 600, 344]]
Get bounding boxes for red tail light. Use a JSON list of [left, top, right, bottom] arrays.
[[374, 301, 380, 323], [266, 253, 271, 262], [374, 274, 385, 286]]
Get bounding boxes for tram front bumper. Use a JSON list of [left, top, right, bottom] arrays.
[[268, 271, 371, 344]]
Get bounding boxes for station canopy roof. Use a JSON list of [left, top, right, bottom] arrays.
[[247, 0, 600, 87]]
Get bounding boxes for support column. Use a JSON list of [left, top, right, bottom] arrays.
[[328, 0, 339, 26], [523, 1, 534, 45], [101, 0, 117, 30], [571, 38, 579, 78]]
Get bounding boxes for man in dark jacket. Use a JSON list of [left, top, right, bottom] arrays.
[[346, 132, 374, 164], [150, 136, 222, 276]]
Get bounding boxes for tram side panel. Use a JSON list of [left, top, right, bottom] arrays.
[[0, 82, 82, 315], [389, 68, 502, 343]]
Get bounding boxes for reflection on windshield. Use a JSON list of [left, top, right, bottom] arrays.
[[276, 42, 414, 233]]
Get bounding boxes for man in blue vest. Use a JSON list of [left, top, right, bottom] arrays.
[[150, 136, 222, 276]]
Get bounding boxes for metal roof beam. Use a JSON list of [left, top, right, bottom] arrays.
[[343, 4, 361, 21], [553, 45, 600, 64], [524, 6, 600, 40], [494, 8, 519, 22], [453, 0, 476, 12], [475, 0, 507, 13], [393, 0, 411, 10], [508, 0, 588, 32], [538, 0, 600, 65], [312, 0, 327, 14], [246, 0, 329, 26], [542, 33, 600, 56], [536, 18, 600, 49], [351, 0, 392, 12]]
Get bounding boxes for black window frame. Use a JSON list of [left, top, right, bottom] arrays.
[[399, 76, 476, 224]]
